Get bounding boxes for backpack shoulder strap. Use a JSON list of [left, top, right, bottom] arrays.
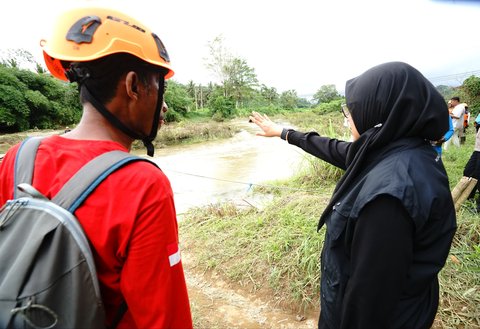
[[13, 137, 44, 198], [52, 150, 156, 327], [52, 150, 157, 212]]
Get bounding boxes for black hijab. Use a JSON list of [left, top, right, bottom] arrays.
[[318, 61, 449, 230]]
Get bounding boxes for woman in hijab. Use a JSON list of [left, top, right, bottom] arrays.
[[249, 61, 456, 329]]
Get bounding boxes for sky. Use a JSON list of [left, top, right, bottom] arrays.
[[1, 0, 480, 97]]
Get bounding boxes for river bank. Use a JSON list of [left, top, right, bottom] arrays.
[[0, 117, 239, 155]]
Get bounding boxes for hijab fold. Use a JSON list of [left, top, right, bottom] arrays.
[[318, 62, 449, 231]]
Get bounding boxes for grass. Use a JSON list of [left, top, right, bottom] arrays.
[[179, 111, 480, 328], [181, 195, 328, 313], [437, 207, 480, 328]]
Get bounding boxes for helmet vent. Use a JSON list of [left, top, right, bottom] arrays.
[[66, 16, 102, 44], [152, 33, 170, 63]]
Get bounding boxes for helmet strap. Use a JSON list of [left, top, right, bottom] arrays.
[[82, 85, 145, 141], [82, 81, 164, 157], [143, 77, 165, 157]]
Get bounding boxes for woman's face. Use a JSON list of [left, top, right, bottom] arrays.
[[348, 115, 360, 141], [343, 103, 360, 141]]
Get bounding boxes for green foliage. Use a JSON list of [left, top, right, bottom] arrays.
[[24, 90, 54, 129], [211, 96, 236, 121], [180, 197, 325, 311], [0, 66, 27, 91], [259, 84, 279, 104], [164, 80, 195, 122], [0, 85, 30, 131], [224, 57, 258, 107], [207, 87, 236, 120], [279, 90, 299, 110], [0, 64, 81, 132], [462, 76, 480, 97], [313, 98, 344, 115], [462, 75, 480, 113], [313, 84, 341, 105]]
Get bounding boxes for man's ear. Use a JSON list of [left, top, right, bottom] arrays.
[[125, 71, 139, 100]]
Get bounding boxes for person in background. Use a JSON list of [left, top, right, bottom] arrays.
[[0, 7, 192, 329], [475, 112, 480, 133], [444, 96, 465, 150], [460, 104, 470, 144], [432, 113, 454, 157], [250, 61, 456, 329], [473, 113, 480, 133]]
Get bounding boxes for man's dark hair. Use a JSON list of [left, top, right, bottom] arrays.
[[69, 53, 168, 105], [451, 96, 460, 102]]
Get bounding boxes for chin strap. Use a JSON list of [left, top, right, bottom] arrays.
[[145, 78, 165, 156], [82, 83, 164, 157]]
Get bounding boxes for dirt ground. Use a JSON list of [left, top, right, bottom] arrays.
[[182, 252, 319, 329]]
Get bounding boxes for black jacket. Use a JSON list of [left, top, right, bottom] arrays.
[[286, 131, 456, 329]]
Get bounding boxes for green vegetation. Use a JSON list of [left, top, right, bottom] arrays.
[[0, 65, 81, 132], [180, 111, 480, 328]]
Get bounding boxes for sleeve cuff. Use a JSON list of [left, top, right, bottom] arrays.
[[281, 128, 295, 141]]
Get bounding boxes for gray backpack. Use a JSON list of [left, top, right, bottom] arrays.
[[0, 137, 156, 329]]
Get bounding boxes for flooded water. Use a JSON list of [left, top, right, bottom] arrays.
[[150, 122, 306, 214]]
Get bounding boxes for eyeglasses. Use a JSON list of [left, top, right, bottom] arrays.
[[341, 103, 350, 118]]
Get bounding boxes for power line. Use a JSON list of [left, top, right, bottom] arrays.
[[427, 70, 480, 84], [162, 168, 322, 194]]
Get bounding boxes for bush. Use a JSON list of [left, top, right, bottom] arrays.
[[312, 98, 344, 115], [0, 66, 82, 131], [0, 85, 29, 131]]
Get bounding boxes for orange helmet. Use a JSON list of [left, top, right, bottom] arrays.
[[40, 7, 174, 81]]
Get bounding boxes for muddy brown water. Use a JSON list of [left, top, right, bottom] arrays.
[[150, 121, 306, 215]]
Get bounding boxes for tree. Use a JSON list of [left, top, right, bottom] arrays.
[[207, 86, 235, 120], [205, 35, 232, 92], [260, 85, 279, 105], [164, 80, 195, 122], [313, 84, 341, 105], [0, 66, 29, 131], [0, 65, 82, 132], [462, 75, 480, 113], [205, 36, 258, 110], [0, 85, 30, 131], [225, 58, 258, 108], [280, 90, 299, 110], [185, 80, 198, 110]]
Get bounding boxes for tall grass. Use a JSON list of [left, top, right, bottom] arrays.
[[437, 128, 480, 328]]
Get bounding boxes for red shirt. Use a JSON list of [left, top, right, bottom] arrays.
[[0, 135, 192, 329]]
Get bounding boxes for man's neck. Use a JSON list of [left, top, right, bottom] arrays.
[[62, 103, 133, 151]]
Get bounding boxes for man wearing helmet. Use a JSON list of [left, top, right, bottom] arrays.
[[0, 7, 192, 329]]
